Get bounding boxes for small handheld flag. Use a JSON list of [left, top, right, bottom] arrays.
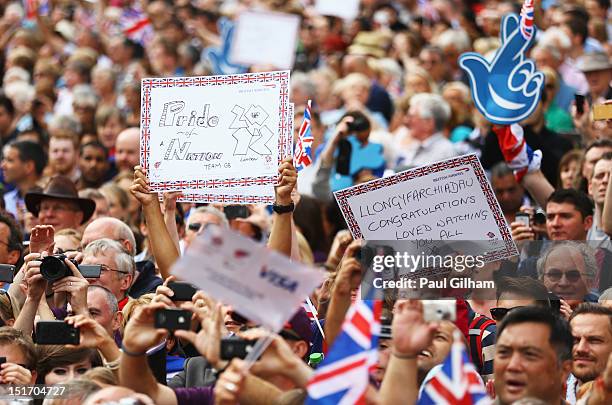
[[306, 299, 381, 404], [294, 100, 314, 172], [418, 331, 491, 405]]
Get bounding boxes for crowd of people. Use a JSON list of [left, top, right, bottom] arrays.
[[0, 0, 609, 404]]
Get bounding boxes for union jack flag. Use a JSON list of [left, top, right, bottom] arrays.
[[519, 0, 535, 40], [418, 331, 491, 405], [492, 124, 541, 182], [121, 8, 153, 46], [294, 100, 314, 172], [306, 299, 382, 404]]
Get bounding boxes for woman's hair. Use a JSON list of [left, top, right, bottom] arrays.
[[294, 196, 328, 256], [121, 293, 154, 330], [55, 228, 83, 243], [0, 293, 14, 324], [100, 183, 130, 210], [557, 149, 584, 189], [35, 346, 102, 384], [82, 367, 118, 386]]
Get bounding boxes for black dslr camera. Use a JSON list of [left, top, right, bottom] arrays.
[[40, 254, 102, 282]]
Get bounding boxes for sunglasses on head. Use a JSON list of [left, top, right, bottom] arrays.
[[489, 306, 525, 322], [543, 269, 582, 282]]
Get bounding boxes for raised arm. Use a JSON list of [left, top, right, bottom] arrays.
[[521, 169, 555, 209], [324, 241, 362, 347], [130, 167, 180, 279], [120, 302, 178, 405], [379, 300, 438, 405], [267, 158, 297, 257]]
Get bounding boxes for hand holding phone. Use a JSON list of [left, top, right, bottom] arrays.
[[515, 212, 531, 228], [154, 308, 191, 331], [35, 321, 80, 345], [575, 94, 586, 115], [167, 282, 197, 302]]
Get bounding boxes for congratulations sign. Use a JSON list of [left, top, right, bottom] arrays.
[[334, 154, 517, 262]]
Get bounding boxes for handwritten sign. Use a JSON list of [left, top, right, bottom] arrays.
[[140, 71, 292, 203], [315, 0, 360, 20], [171, 226, 324, 331], [171, 103, 295, 204], [334, 154, 517, 262], [230, 11, 300, 70]]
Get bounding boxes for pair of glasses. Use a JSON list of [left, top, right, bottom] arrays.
[[490, 306, 525, 322], [100, 264, 129, 275], [543, 270, 582, 282]]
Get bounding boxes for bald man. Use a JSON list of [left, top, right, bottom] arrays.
[[82, 217, 162, 298], [115, 128, 140, 173]]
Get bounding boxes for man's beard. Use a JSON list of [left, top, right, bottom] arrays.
[[574, 366, 601, 383]]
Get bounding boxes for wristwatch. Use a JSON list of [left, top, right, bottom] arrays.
[[272, 202, 295, 214]]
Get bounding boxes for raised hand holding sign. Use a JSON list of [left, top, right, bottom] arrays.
[[459, 0, 544, 125]]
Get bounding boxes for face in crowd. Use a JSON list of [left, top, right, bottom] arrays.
[[539, 245, 593, 307], [570, 311, 612, 384], [494, 319, 571, 404]]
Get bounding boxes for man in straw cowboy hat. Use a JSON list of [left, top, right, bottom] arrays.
[[25, 176, 96, 232]]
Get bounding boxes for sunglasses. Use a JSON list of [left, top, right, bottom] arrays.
[[543, 269, 582, 282], [490, 306, 525, 322]]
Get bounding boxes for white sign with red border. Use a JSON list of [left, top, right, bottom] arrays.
[[333, 154, 518, 262], [140, 71, 291, 203]]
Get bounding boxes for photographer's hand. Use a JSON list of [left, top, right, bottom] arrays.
[[174, 302, 225, 370], [320, 116, 354, 168], [14, 253, 50, 336], [29, 225, 55, 254], [0, 363, 32, 385], [51, 259, 89, 316]]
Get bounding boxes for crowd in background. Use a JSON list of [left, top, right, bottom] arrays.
[[0, 0, 609, 404]]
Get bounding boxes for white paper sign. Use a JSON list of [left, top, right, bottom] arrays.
[[230, 11, 300, 69], [315, 0, 360, 20], [140, 71, 291, 199], [334, 154, 518, 262], [171, 226, 324, 331]]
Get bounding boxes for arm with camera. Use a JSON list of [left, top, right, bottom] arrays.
[[572, 98, 595, 142], [0, 361, 33, 385], [120, 302, 179, 405], [130, 166, 180, 280], [324, 241, 363, 347], [50, 258, 90, 316], [173, 301, 226, 371], [268, 158, 297, 258], [379, 300, 439, 405], [65, 314, 121, 375], [312, 116, 354, 201], [13, 256, 50, 336], [8, 226, 56, 309]]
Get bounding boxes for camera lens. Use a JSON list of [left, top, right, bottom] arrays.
[[40, 255, 69, 282], [534, 209, 547, 225]]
